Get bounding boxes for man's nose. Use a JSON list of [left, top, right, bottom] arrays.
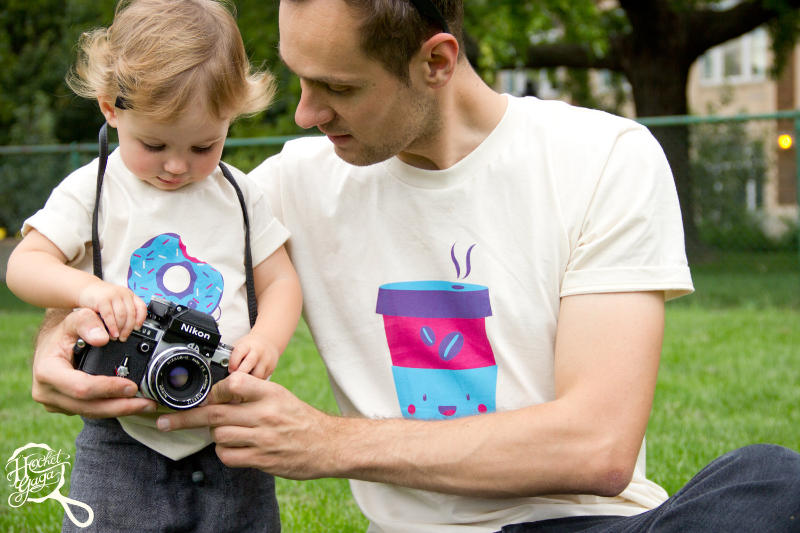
[[294, 83, 335, 130]]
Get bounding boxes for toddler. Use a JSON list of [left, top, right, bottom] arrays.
[[6, 1, 301, 531]]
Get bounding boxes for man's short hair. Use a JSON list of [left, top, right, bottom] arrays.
[[285, 0, 464, 83]]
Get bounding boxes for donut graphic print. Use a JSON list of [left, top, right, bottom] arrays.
[[127, 233, 224, 318], [375, 244, 497, 420]]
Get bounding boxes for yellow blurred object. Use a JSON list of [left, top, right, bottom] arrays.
[[0, 227, 6, 240], [778, 134, 793, 150]]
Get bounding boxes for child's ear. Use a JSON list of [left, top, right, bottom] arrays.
[[98, 97, 119, 127]]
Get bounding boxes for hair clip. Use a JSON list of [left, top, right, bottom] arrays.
[[114, 95, 128, 109]]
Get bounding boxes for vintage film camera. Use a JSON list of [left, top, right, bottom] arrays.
[[73, 296, 231, 410]]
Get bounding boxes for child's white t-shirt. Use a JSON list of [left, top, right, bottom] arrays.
[[24, 148, 289, 459]]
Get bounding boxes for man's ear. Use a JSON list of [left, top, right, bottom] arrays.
[[97, 96, 119, 127], [417, 33, 459, 88]]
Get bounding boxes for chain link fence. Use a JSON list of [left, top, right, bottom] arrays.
[[1, 112, 799, 260], [638, 111, 799, 257]]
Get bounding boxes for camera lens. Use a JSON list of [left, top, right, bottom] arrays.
[[167, 365, 190, 390], [145, 347, 211, 409]]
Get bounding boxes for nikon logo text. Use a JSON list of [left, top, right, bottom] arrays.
[[180, 323, 211, 341]]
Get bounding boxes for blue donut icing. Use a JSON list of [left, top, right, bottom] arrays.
[[127, 233, 224, 314]]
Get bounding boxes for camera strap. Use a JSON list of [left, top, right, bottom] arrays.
[[92, 122, 257, 328]]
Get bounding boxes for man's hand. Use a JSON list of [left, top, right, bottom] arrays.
[[157, 372, 338, 479], [32, 308, 157, 417]]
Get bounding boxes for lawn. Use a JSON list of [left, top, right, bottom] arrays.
[[1, 251, 798, 532]]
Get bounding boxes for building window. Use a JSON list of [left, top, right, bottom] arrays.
[[699, 27, 768, 86], [722, 40, 743, 78]]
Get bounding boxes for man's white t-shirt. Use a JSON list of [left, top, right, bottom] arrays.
[[24, 148, 289, 459], [252, 95, 694, 532]]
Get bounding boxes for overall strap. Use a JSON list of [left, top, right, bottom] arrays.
[[91, 123, 257, 327]]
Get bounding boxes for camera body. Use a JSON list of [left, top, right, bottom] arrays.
[[74, 296, 231, 410]]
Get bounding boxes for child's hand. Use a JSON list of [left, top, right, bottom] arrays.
[[78, 280, 147, 341], [229, 334, 280, 380]]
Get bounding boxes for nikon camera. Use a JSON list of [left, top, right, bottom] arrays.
[[74, 296, 231, 410]]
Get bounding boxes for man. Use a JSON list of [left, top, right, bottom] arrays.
[[32, 0, 800, 531]]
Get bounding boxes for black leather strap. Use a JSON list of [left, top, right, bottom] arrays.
[[92, 123, 109, 281], [218, 161, 258, 328]]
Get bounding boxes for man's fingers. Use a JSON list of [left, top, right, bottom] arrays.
[[63, 308, 108, 346], [32, 369, 156, 418], [63, 307, 109, 347], [214, 443, 262, 469], [37, 349, 135, 397], [157, 373, 273, 431], [212, 425, 258, 448], [156, 403, 233, 432]]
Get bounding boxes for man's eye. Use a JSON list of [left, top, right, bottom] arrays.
[[326, 84, 351, 94], [142, 143, 164, 152]]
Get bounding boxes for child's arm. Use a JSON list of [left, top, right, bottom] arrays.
[[229, 245, 302, 379], [7, 229, 147, 340]]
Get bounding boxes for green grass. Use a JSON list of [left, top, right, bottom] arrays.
[[678, 251, 800, 309], [649, 306, 799, 493], [1, 251, 799, 531], [0, 295, 367, 532]]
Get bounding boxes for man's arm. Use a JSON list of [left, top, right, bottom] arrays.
[[159, 291, 663, 498], [32, 307, 156, 417]]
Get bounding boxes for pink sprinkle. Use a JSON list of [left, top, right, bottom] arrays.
[[478, 404, 487, 413], [407, 405, 416, 415]]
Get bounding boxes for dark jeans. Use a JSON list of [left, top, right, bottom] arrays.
[[501, 444, 800, 532], [63, 417, 280, 533]]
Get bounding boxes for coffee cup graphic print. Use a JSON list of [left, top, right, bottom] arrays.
[[376, 245, 497, 420]]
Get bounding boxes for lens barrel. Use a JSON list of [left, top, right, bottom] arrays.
[[145, 347, 212, 409]]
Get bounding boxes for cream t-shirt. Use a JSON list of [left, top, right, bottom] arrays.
[[253, 94, 693, 532]]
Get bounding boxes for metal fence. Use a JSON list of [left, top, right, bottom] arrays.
[[1, 111, 798, 258]]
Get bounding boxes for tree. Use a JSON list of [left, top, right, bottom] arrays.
[[0, 0, 117, 145], [466, 0, 800, 251]]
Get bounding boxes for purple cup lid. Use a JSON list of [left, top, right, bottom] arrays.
[[376, 281, 492, 319]]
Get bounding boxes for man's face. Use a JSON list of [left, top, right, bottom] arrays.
[[279, 0, 437, 166]]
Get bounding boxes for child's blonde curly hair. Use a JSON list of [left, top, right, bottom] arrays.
[[67, 0, 274, 122]]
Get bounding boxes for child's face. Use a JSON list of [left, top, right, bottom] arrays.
[[103, 101, 230, 191]]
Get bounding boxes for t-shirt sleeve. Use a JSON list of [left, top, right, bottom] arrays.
[[560, 126, 694, 301], [21, 162, 97, 265], [248, 152, 285, 225], [235, 166, 290, 267]]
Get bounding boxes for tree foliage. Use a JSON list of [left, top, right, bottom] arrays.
[[3, 0, 800, 244], [0, 0, 116, 145], [464, 0, 800, 250]]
